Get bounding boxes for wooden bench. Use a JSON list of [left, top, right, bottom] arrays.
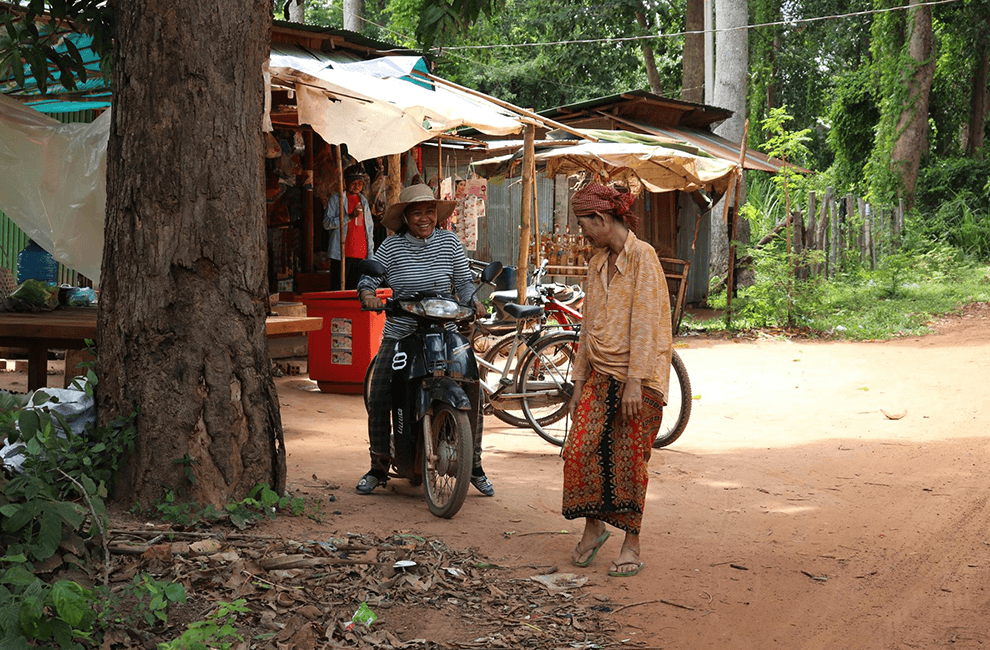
[[0, 308, 322, 391]]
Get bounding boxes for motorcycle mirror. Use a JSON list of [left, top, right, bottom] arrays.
[[480, 261, 503, 285], [356, 259, 386, 278]]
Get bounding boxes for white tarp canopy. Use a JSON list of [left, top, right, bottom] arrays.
[[1, 55, 537, 281], [471, 130, 737, 198], [267, 51, 523, 160], [0, 94, 108, 282]]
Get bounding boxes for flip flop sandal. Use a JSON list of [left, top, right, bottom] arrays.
[[356, 473, 386, 495], [608, 561, 644, 577], [573, 531, 610, 567]]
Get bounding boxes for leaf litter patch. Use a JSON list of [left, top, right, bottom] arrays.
[[105, 526, 625, 648]]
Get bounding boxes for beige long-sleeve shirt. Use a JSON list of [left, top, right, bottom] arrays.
[[573, 231, 673, 402]]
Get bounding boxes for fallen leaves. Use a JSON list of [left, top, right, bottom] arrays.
[[102, 526, 623, 649]]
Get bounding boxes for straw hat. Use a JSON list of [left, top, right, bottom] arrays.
[[382, 184, 456, 232]]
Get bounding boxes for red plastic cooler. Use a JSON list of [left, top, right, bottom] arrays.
[[300, 289, 391, 394]]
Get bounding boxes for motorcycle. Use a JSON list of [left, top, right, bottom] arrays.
[[359, 258, 503, 518]]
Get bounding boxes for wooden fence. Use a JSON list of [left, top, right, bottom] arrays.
[[748, 189, 906, 279]]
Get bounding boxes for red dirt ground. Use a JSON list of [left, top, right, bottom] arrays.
[[4, 303, 989, 648]]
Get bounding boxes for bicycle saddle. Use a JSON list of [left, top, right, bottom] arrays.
[[503, 303, 544, 320]]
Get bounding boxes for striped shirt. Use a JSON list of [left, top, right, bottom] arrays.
[[357, 229, 475, 339], [573, 230, 672, 402]]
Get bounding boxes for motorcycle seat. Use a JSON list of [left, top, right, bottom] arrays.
[[503, 303, 544, 320]]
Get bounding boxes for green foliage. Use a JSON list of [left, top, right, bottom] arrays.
[[0, 384, 136, 648], [696, 250, 990, 340], [827, 68, 881, 196], [158, 600, 248, 650], [121, 575, 187, 627], [153, 484, 306, 531], [0, 1, 113, 94], [710, 246, 828, 329]]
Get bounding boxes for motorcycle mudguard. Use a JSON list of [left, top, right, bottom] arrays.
[[417, 376, 471, 422], [443, 330, 479, 380]]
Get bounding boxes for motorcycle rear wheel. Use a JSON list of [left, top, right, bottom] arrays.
[[422, 403, 472, 518]]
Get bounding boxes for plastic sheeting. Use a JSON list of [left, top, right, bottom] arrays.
[[268, 52, 523, 160], [1, 55, 534, 281], [471, 133, 737, 198], [0, 94, 108, 283]]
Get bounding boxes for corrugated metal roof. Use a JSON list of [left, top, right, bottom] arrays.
[[636, 123, 811, 174]]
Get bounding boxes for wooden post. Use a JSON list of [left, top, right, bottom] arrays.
[[829, 193, 839, 278], [724, 120, 749, 326], [387, 153, 402, 219], [857, 197, 867, 264], [437, 137, 443, 193], [722, 170, 739, 323], [806, 191, 817, 253], [517, 124, 536, 303], [302, 130, 314, 273], [532, 175, 541, 268], [336, 145, 346, 290]]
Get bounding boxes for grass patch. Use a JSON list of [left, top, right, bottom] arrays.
[[689, 256, 990, 341]]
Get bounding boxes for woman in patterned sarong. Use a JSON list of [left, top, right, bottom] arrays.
[[563, 182, 672, 577]]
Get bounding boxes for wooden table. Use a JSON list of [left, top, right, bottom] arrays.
[[0, 308, 323, 391]]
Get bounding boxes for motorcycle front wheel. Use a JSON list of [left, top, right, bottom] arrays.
[[422, 403, 472, 518]]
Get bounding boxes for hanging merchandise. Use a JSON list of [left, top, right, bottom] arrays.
[[442, 176, 482, 251]]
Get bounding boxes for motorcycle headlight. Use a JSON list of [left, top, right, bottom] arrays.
[[401, 298, 473, 320]]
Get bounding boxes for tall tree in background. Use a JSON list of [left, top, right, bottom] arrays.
[[889, 4, 934, 205], [681, 0, 704, 103], [344, 0, 363, 31], [709, 0, 747, 277]]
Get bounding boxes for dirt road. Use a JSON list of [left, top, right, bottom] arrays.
[[272, 303, 990, 649], [3, 304, 988, 648]]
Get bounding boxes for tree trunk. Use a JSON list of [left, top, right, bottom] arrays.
[[964, 30, 989, 158], [681, 0, 705, 103], [100, 0, 285, 508], [344, 0, 362, 32], [890, 4, 934, 207], [709, 0, 748, 279], [636, 10, 663, 95]]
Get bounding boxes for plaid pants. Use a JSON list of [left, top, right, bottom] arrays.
[[367, 339, 484, 474]]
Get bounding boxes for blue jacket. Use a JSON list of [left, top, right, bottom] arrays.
[[323, 192, 375, 260]]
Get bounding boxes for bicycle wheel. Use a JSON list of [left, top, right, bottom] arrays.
[[653, 349, 692, 448], [422, 403, 472, 518], [519, 332, 579, 446], [478, 332, 531, 428]]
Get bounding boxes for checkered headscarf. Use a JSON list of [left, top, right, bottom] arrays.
[[572, 183, 638, 229]]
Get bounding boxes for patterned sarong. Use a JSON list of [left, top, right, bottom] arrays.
[[562, 369, 664, 534]]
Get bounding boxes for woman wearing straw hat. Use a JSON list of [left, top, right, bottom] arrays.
[[355, 184, 494, 497]]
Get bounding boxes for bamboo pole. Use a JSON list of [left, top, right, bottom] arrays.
[[517, 124, 536, 303], [415, 71, 595, 142], [302, 130, 314, 273], [336, 145, 346, 290], [387, 153, 402, 221], [725, 120, 749, 327], [532, 174, 541, 268]]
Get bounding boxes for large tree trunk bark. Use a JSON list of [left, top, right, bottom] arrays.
[[636, 10, 663, 95], [101, 0, 285, 508], [709, 0, 748, 280], [963, 29, 988, 158], [681, 0, 705, 103], [344, 0, 362, 32], [891, 4, 934, 207]]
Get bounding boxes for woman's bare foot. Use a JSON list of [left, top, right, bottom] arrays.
[[609, 534, 643, 576], [572, 519, 609, 566]]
